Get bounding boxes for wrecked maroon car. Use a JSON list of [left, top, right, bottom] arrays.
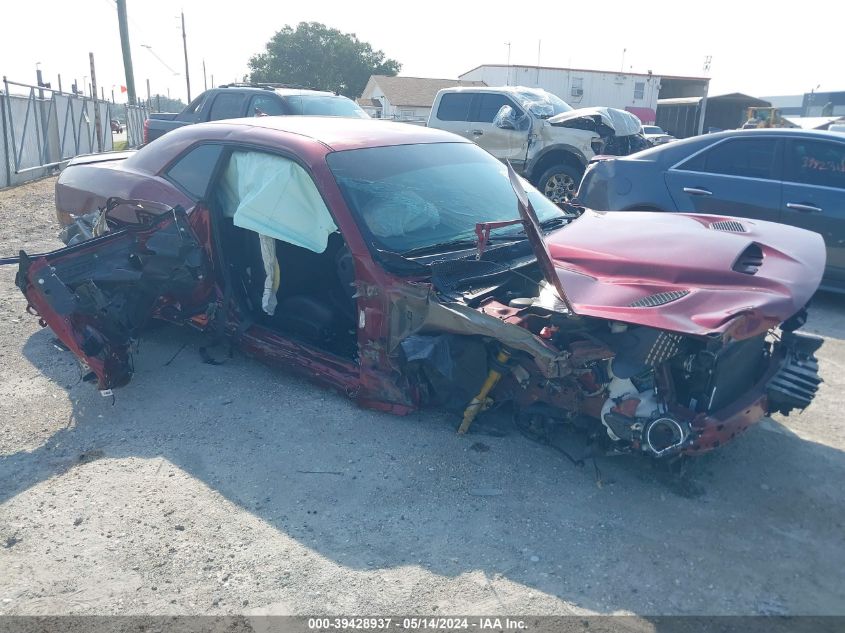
[[6, 117, 826, 460]]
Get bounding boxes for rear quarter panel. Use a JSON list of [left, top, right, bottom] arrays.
[[55, 161, 192, 226]]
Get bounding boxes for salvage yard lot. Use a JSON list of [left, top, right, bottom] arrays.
[[1, 177, 844, 616]]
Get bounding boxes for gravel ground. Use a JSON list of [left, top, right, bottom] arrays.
[[0, 177, 844, 616]]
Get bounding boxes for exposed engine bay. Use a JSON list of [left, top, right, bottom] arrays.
[[403, 251, 822, 459]]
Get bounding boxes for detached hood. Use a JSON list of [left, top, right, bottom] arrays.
[[541, 210, 825, 338], [549, 107, 642, 137]]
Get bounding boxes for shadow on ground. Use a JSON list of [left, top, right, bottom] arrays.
[[2, 323, 845, 615], [805, 290, 845, 340]]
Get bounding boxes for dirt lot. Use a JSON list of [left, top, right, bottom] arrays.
[[1, 177, 844, 617]]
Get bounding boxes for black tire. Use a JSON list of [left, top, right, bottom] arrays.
[[535, 163, 584, 205]]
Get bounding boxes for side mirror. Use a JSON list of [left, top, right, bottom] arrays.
[[494, 105, 532, 132], [493, 105, 517, 130]]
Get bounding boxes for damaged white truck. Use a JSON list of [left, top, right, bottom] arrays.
[[427, 86, 647, 203]]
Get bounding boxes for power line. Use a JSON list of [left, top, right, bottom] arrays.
[[140, 44, 180, 75]]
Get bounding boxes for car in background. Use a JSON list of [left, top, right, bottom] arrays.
[[641, 125, 675, 146], [427, 86, 647, 204], [110, 119, 123, 133], [5, 118, 825, 462], [576, 129, 845, 292], [143, 84, 369, 143]]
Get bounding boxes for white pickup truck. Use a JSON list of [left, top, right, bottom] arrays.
[[427, 86, 646, 203]]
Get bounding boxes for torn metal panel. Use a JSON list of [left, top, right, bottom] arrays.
[[16, 203, 213, 390], [384, 281, 570, 379], [549, 107, 643, 137]]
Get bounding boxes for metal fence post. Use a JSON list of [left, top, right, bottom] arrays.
[[0, 84, 10, 187]]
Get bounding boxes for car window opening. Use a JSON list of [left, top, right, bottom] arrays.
[[214, 151, 358, 359]]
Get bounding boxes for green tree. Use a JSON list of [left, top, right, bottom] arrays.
[[147, 94, 187, 114], [248, 22, 401, 97]]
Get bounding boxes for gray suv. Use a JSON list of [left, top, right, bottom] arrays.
[[576, 129, 845, 292]]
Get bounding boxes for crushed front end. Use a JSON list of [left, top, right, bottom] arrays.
[[402, 277, 822, 460], [501, 313, 823, 459], [397, 170, 825, 461]]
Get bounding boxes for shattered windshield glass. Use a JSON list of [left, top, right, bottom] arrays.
[[326, 142, 566, 254], [513, 89, 573, 118]]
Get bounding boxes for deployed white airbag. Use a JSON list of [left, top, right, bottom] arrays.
[[220, 151, 337, 253], [259, 234, 280, 315], [363, 191, 440, 238]]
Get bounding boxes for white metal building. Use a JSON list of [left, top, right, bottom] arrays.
[[459, 64, 709, 124]]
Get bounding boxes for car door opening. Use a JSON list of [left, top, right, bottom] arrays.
[[213, 150, 358, 359]]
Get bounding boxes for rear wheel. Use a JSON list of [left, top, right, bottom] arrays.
[[537, 164, 583, 205]]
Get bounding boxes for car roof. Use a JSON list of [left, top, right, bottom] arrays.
[[698, 128, 845, 140], [212, 85, 341, 98], [203, 115, 467, 151], [273, 88, 343, 97], [626, 127, 845, 164], [128, 116, 471, 175]]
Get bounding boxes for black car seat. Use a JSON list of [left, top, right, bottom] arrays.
[[273, 234, 357, 347]]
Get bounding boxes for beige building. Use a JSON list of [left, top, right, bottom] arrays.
[[357, 75, 485, 121]]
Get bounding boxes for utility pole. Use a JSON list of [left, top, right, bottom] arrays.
[[116, 0, 137, 105], [203, 59, 207, 91], [146, 78, 151, 107], [504, 42, 511, 86], [181, 11, 191, 102], [35, 64, 44, 100], [90, 52, 103, 152]]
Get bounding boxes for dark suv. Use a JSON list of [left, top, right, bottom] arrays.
[[576, 129, 845, 292], [143, 84, 369, 143]]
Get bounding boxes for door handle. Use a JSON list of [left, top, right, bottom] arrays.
[[471, 129, 483, 136], [786, 202, 822, 213], [683, 187, 712, 196]]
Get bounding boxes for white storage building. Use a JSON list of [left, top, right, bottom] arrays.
[[459, 64, 709, 125]]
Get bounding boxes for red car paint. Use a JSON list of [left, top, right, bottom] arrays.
[[544, 210, 825, 339], [13, 116, 825, 460]]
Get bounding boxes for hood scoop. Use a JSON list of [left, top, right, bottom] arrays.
[[711, 220, 747, 233], [733, 243, 764, 275]]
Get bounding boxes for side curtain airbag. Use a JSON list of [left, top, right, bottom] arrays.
[[220, 151, 338, 253]]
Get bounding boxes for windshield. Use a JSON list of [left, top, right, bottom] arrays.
[[326, 142, 566, 254], [513, 89, 573, 118], [284, 95, 370, 118]]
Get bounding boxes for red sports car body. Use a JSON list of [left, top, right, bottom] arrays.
[[8, 117, 825, 460]]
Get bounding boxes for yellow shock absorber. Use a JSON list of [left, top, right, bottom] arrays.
[[458, 348, 512, 435]]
